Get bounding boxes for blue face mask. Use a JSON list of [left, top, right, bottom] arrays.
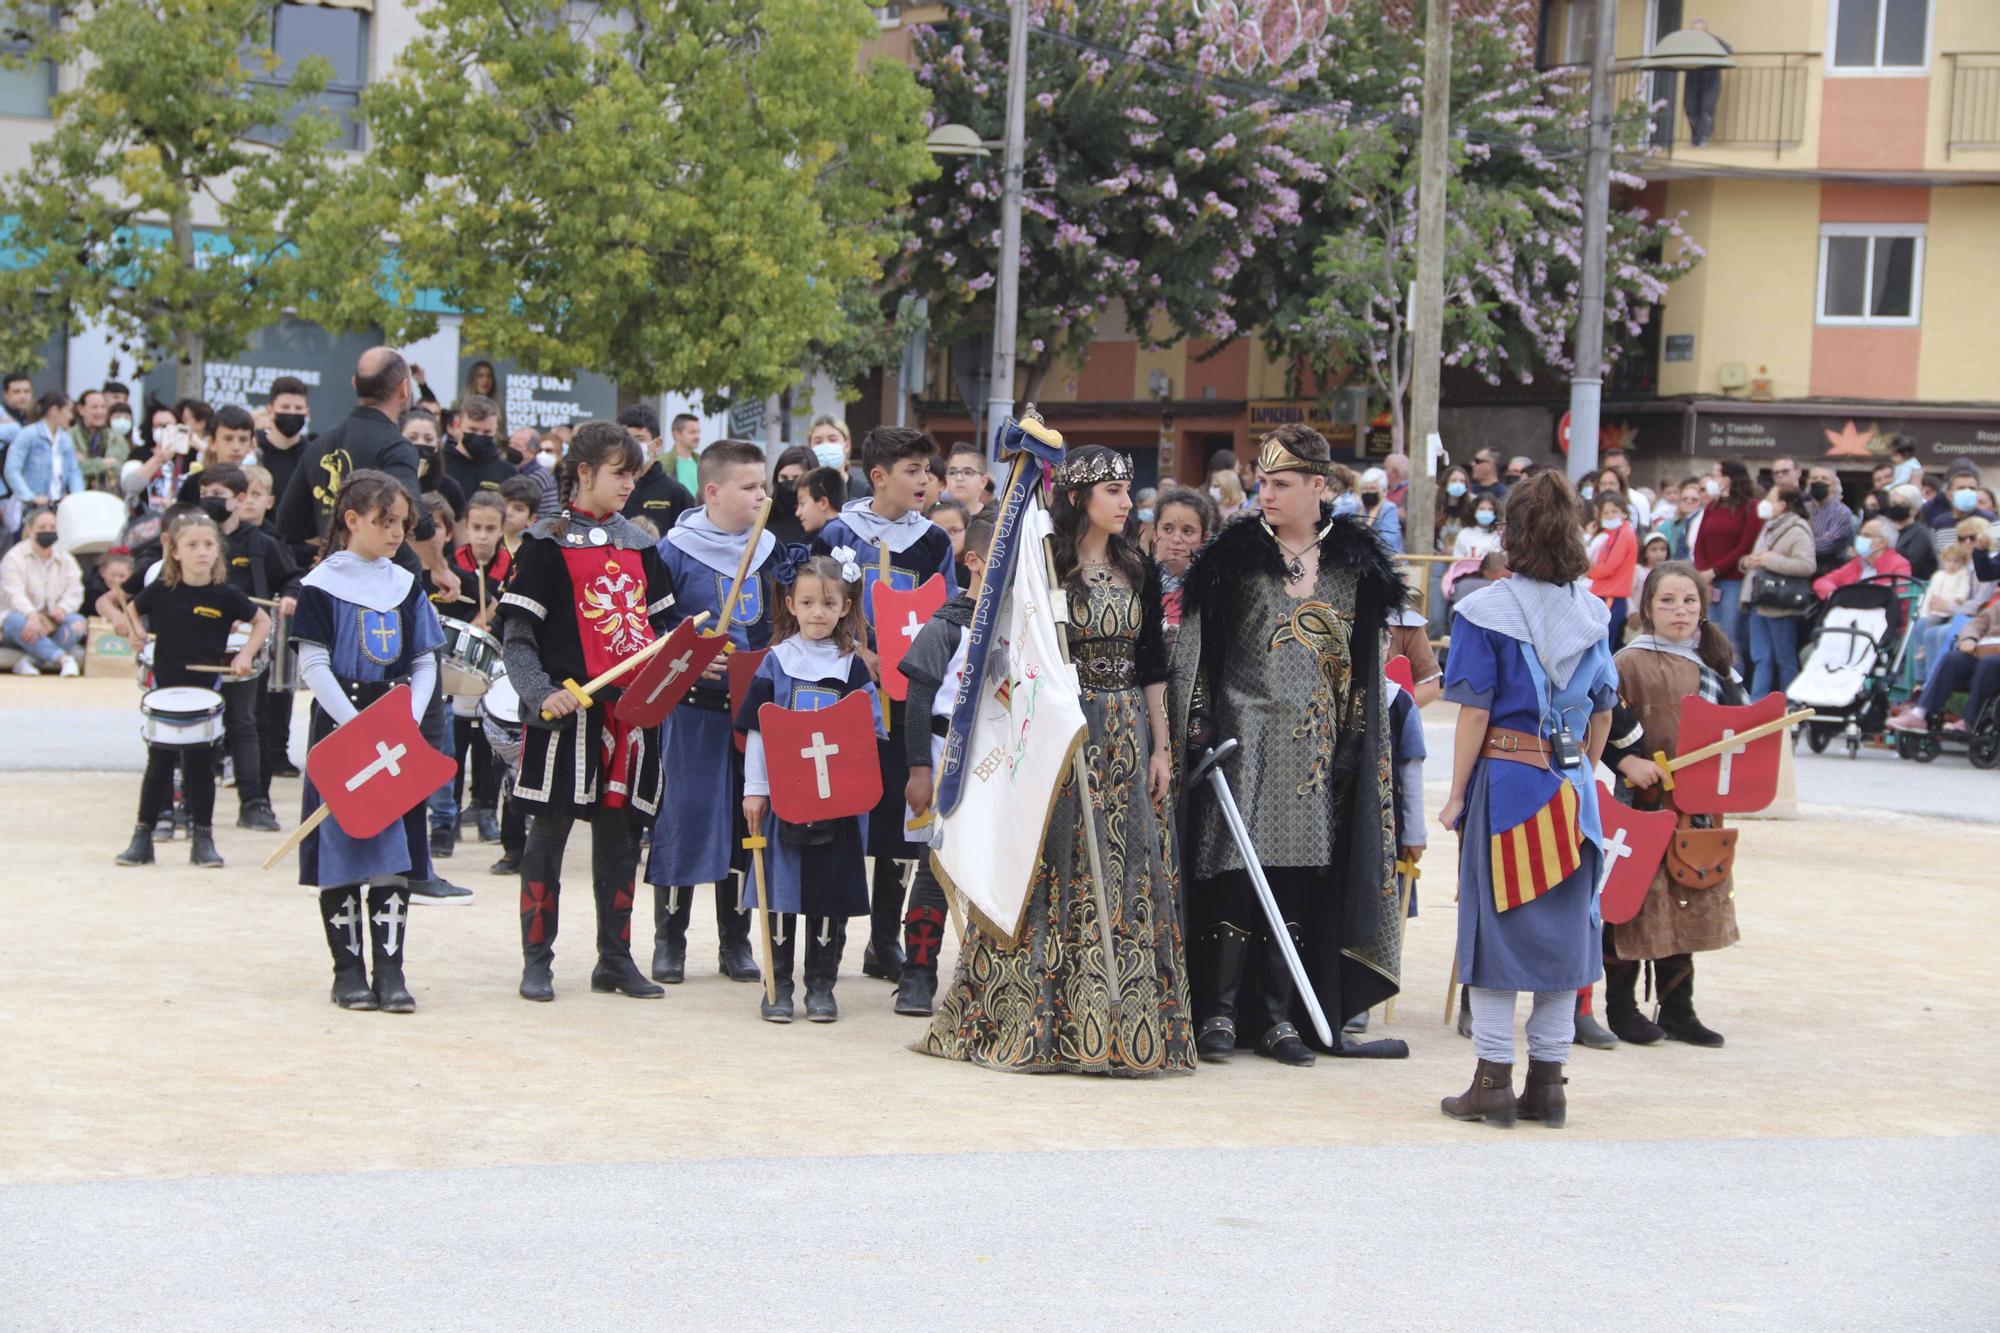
[[1446, 481, 1467, 499], [813, 443, 845, 470], [1953, 488, 1978, 513], [1474, 509, 1496, 527], [1136, 507, 1155, 524], [1854, 535, 1875, 559], [1579, 485, 1594, 501], [1600, 515, 1623, 530]]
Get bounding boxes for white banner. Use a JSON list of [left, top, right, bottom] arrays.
[[930, 499, 1087, 945]]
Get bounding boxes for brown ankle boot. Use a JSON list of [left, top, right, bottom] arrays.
[[1440, 1059, 1516, 1127], [1517, 1059, 1568, 1127]]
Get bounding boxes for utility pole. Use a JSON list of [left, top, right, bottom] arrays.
[[1405, 0, 1452, 557], [985, 0, 1030, 464], [1566, 0, 1617, 485]]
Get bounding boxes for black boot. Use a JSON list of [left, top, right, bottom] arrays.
[[1256, 1022, 1316, 1067], [1192, 925, 1250, 1062], [476, 806, 501, 844], [1573, 988, 1620, 1050], [715, 879, 760, 982], [894, 904, 946, 1016], [320, 888, 375, 1010], [652, 883, 691, 983], [367, 886, 414, 1013], [1605, 958, 1664, 1045], [115, 823, 154, 866], [591, 878, 664, 998], [761, 914, 798, 1023], [430, 824, 455, 859], [1516, 1059, 1569, 1127], [804, 916, 846, 1023], [1656, 954, 1724, 1047], [153, 812, 176, 842], [862, 859, 906, 981], [1250, 922, 1315, 1066], [189, 825, 224, 869], [237, 799, 281, 832], [519, 878, 559, 1002]]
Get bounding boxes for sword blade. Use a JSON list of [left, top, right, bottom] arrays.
[[1203, 759, 1334, 1048]]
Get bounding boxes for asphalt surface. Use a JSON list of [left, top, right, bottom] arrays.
[[2, 1136, 1991, 1329]]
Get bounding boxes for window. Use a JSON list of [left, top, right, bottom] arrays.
[[1830, 0, 1930, 72], [251, 2, 369, 149], [1817, 225, 1925, 325], [0, 18, 55, 118]]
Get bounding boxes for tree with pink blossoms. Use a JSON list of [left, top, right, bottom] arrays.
[[892, 0, 1289, 406]]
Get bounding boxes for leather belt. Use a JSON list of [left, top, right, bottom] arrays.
[[1483, 726, 1553, 768]]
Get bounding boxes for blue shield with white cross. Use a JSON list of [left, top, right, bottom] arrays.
[[860, 564, 917, 621], [789, 684, 840, 713], [718, 571, 764, 628], [357, 609, 403, 666]]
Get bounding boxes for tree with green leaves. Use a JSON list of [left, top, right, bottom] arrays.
[[0, 0, 345, 399], [304, 0, 933, 402]]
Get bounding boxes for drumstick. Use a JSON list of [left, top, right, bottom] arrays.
[[249, 596, 282, 609]]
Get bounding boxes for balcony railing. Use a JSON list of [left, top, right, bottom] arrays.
[[1946, 53, 2000, 156], [1605, 51, 1814, 159]]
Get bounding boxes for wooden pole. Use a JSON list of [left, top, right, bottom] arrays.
[[540, 631, 674, 720], [743, 832, 777, 1005], [712, 498, 774, 641], [1444, 940, 1460, 1027], [262, 804, 330, 871], [1384, 858, 1420, 1026], [877, 543, 892, 735], [1653, 708, 1816, 786]]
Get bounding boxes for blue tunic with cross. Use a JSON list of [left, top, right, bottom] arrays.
[[291, 573, 446, 889], [643, 526, 782, 889], [736, 638, 882, 917]]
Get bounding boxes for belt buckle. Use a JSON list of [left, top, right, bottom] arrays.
[[1495, 733, 1519, 753]]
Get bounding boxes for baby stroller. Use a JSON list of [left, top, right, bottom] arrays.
[[1786, 576, 1920, 760]]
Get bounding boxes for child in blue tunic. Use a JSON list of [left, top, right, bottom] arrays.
[[811, 426, 957, 984], [738, 556, 883, 1024], [291, 472, 446, 1014], [1439, 472, 1618, 1129], [643, 439, 785, 986]]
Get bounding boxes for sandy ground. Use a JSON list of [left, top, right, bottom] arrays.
[[3, 696, 1995, 1187]]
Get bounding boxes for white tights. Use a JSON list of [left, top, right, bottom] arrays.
[[1468, 987, 1574, 1065]]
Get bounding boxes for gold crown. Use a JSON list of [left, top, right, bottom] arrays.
[[1052, 449, 1134, 488], [1257, 432, 1331, 476]]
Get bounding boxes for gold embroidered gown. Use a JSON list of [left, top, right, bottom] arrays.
[[920, 564, 1195, 1075]]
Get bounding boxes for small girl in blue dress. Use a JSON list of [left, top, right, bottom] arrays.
[[1439, 471, 1618, 1128], [737, 555, 883, 1025], [292, 471, 446, 1013]]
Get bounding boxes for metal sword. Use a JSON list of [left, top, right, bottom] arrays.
[[1188, 739, 1334, 1048]]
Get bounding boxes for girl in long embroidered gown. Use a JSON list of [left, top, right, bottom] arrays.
[[1601, 562, 1741, 1048], [920, 446, 1194, 1076], [737, 556, 882, 1025]]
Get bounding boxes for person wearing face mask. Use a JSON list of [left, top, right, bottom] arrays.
[[1739, 485, 1816, 697], [443, 394, 516, 498], [1452, 495, 1502, 560], [3, 391, 83, 546], [1922, 461, 1998, 561], [1587, 493, 1637, 646], [1, 505, 85, 674], [1881, 484, 1936, 580], [1435, 465, 1476, 553], [401, 407, 466, 522], [1691, 460, 1762, 671], [1803, 466, 1855, 575], [254, 375, 314, 509], [1812, 517, 1911, 602], [1356, 466, 1404, 553]]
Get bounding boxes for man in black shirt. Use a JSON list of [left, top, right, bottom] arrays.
[[443, 393, 517, 498], [618, 403, 695, 534], [254, 374, 315, 510], [275, 347, 472, 899]]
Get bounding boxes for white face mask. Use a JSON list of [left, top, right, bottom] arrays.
[[1703, 478, 1721, 497], [1600, 515, 1622, 530], [812, 443, 844, 470], [1756, 500, 1774, 520], [537, 450, 557, 471]]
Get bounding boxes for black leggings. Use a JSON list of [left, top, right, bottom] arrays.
[[220, 678, 267, 805], [138, 743, 216, 826], [521, 810, 638, 893]]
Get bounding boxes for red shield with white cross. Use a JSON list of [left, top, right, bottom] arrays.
[[759, 690, 881, 824], [305, 685, 456, 838], [727, 646, 769, 753], [873, 574, 948, 701], [1595, 784, 1676, 925], [1670, 692, 1788, 815], [615, 618, 729, 730]]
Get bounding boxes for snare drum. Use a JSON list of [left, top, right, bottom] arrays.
[[479, 676, 524, 770], [441, 620, 503, 697], [140, 687, 226, 748], [224, 626, 275, 678]]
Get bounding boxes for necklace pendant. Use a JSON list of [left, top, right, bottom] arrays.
[[1285, 556, 1305, 583]]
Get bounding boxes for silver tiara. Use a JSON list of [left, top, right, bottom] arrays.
[[1052, 450, 1134, 487]]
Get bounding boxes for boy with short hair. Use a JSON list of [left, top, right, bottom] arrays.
[[195, 463, 300, 832], [446, 394, 514, 495], [643, 439, 786, 985], [812, 426, 958, 982], [796, 466, 846, 536], [945, 441, 988, 517], [202, 405, 257, 470], [891, 511, 993, 1015], [498, 476, 539, 556]]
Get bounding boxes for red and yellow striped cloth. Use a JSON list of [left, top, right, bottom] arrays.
[[1490, 780, 1582, 912]]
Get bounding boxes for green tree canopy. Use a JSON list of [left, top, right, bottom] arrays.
[[307, 0, 934, 401]]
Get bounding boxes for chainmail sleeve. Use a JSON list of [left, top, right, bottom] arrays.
[[503, 616, 559, 727]]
